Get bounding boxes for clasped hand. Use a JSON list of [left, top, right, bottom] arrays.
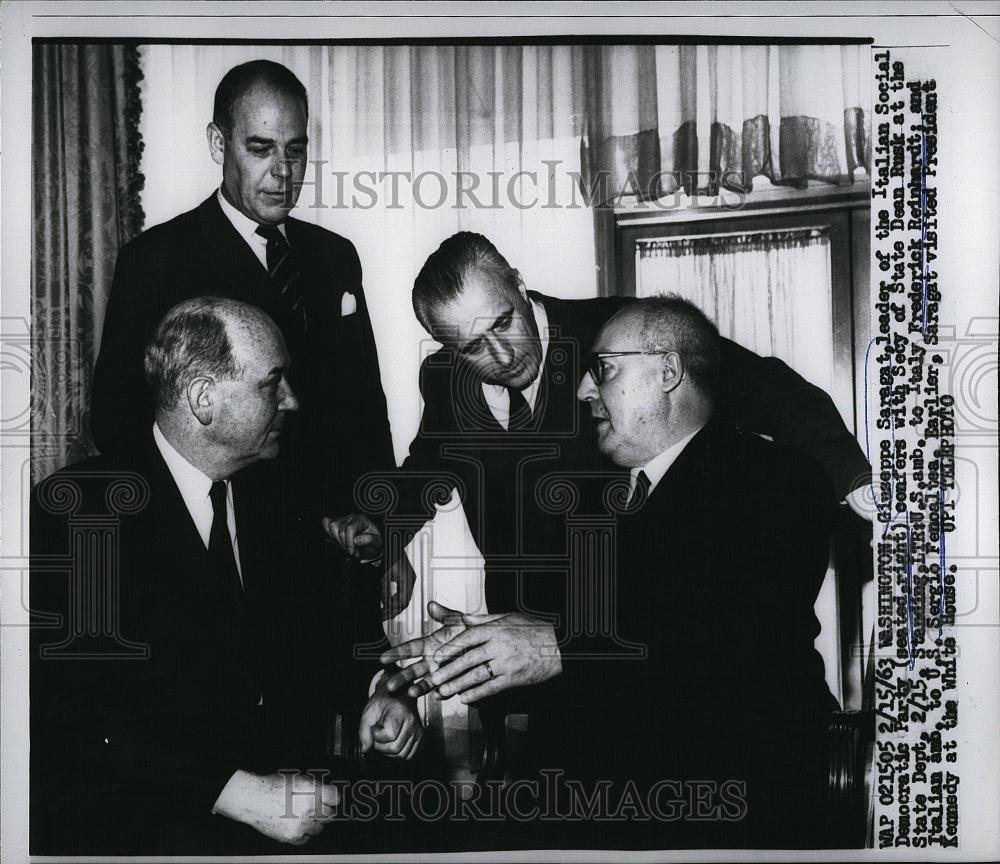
[[322, 512, 382, 563], [358, 685, 423, 760], [379, 601, 562, 703]]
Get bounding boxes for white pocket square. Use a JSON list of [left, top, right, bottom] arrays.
[[340, 292, 357, 317]]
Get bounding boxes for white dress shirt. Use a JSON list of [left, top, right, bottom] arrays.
[[481, 296, 550, 430], [216, 188, 286, 271], [152, 422, 243, 583], [628, 425, 705, 503]]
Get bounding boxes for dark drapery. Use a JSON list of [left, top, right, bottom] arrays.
[[31, 43, 145, 482]]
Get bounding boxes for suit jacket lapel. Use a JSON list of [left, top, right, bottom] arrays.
[[283, 218, 316, 304], [639, 420, 725, 517], [537, 339, 574, 435], [533, 296, 586, 437], [141, 441, 215, 576], [195, 195, 272, 306]]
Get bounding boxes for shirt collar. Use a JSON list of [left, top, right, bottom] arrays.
[[152, 422, 214, 507], [632, 424, 705, 496], [216, 187, 287, 245]]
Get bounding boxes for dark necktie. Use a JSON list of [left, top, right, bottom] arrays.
[[255, 224, 307, 333], [209, 481, 243, 602], [507, 386, 532, 432], [209, 482, 259, 706], [625, 470, 651, 512]]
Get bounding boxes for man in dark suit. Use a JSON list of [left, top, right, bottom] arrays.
[[384, 297, 839, 848], [341, 231, 867, 644], [31, 298, 420, 855], [91, 59, 392, 517]]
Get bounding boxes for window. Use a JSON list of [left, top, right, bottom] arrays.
[[615, 183, 870, 436], [637, 225, 839, 414]]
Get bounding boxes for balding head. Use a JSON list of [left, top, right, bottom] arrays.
[[577, 295, 719, 467], [144, 297, 299, 479], [622, 295, 720, 397], [146, 297, 243, 414]]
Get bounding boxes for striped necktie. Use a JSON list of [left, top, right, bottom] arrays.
[[255, 224, 307, 333]]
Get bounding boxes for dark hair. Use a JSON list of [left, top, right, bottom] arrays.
[[632, 294, 721, 396], [144, 297, 245, 413], [212, 60, 308, 135], [412, 232, 523, 329]]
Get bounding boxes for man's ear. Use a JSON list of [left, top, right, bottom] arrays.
[[659, 349, 684, 394], [187, 377, 215, 426], [206, 122, 225, 167]]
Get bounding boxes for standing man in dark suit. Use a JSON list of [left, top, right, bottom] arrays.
[[32, 299, 420, 855], [384, 297, 838, 848], [91, 60, 392, 517]]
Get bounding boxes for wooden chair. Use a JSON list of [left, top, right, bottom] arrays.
[[825, 507, 876, 847]]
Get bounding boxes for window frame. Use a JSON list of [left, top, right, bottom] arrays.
[[613, 184, 870, 437]]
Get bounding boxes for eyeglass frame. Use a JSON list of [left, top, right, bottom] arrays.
[[585, 351, 674, 386]]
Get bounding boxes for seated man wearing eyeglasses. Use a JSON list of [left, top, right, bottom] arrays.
[[327, 231, 871, 621], [384, 296, 840, 848]]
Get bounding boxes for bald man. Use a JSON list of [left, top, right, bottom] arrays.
[[31, 298, 419, 855], [383, 296, 840, 848]]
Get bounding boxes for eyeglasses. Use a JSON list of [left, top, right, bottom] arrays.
[[585, 351, 672, 386]]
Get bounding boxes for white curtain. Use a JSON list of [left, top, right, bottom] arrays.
[[584, 43, 870, 199], [636, 229, 840, 418]]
